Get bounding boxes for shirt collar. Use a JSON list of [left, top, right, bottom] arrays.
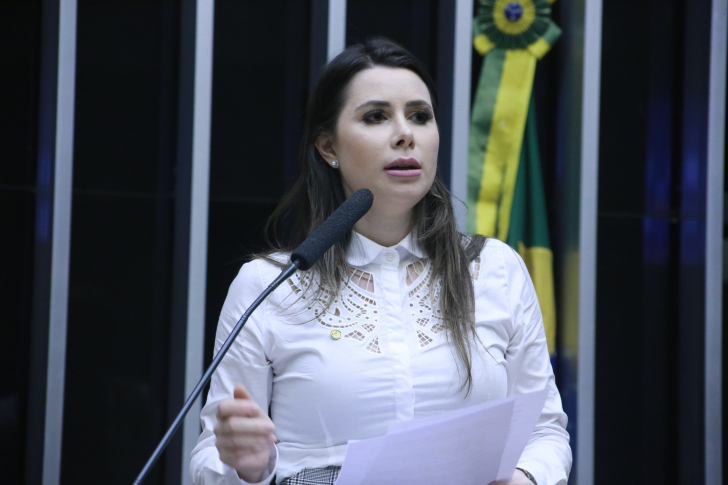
[[347, 231, 425, 266]]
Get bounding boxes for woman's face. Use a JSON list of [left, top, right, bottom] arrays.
[[318, 66, 439, 215]]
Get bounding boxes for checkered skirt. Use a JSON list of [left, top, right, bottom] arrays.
[[281, 466, 342, 485]]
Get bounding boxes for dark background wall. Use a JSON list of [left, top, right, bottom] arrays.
[[595, 0, 681, 481], [594, 0, 724, 483], [0, 2, 42, 483], [61, 1, 181, 483], [1, 1, 724, 485], [203, 0, 314, 378]]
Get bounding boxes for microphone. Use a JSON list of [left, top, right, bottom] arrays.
[[133, 188, 373, 484], [292, 188, 374, 269]]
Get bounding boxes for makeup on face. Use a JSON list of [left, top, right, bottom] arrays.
[[384, 158, 422, 177], [318, 67, 439, 222]]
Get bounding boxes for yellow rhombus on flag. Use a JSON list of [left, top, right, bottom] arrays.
[[467, 0, 560, 356]]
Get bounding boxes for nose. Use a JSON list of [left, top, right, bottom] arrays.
[[391, 115, 414, 149]]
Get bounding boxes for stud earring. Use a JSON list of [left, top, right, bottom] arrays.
[[331, 159, 339, 169]]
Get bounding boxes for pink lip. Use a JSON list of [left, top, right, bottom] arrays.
[[384, 158, 422, 177], [385, 158, 421, 169]]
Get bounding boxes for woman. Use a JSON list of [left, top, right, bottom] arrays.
[[190, 38, 571, 485]]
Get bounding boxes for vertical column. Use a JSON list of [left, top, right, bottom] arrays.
[[327, 0, 346, 60], [183, 0, 214, 483], [44, 5, 77, 483], [26, 0, 77, 484], [450, 0, 473, 232], [435, 0, 455, 191], [170, 0, 213, 483], [578, 0, 602, 483], [705, 0, 725, 483], [309, 0, 345, 90]]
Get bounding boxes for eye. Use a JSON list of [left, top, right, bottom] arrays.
[[362, 110, 386, 124], [410, 109, 434, 125]]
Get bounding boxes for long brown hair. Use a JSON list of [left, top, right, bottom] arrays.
[[260, 37, 486, 393]]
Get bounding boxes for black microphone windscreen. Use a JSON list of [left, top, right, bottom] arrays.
[[291, 189, 374, 270]]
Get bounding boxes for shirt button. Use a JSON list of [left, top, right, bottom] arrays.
[[386, 253, 395, 262], [330, 330, 341, 340]]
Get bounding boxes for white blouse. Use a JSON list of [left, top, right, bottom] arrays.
[[190, 233, 571, 485]]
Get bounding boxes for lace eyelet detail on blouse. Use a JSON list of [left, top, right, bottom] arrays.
[[285, 257, 463, 351], [366, 337, 381, 353], [344, 330, 366, 342], [287, 269, 382, 353], [405, 259, 444, 347]]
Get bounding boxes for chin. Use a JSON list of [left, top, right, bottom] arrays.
[[376, 187, 430, 210]]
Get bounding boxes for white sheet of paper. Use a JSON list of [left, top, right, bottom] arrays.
[[334, 388, 548, 485], [385, 398, 509, 435], [335, 399, 512, 485], [496, 387, 549, 480]]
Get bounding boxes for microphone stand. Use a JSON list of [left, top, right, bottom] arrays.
[[133, 188, 373, 484], [133, 259, 301, 485]]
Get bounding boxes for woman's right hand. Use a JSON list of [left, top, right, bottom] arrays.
[[214, 384, 276, 482]]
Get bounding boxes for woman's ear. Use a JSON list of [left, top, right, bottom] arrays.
[[315, 133, 338, 164]]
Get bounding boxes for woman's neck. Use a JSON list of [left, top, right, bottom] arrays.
[[353, 207, 412, 247]]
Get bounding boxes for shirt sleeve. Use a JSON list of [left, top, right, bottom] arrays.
[[499, 243, 572, 485], [190, 260, 277, 485]]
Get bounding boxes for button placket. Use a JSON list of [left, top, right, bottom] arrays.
[[379, 250, 415, 421]]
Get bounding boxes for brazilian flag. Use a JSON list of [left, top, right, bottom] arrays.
[[507, 98, 556, 355], [467, 0, 559, 355]]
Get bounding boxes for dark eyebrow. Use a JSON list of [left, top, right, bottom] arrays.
[[354, 100, 390, 111], [405, 100, 432, 109], [354, 99, 433, 111]]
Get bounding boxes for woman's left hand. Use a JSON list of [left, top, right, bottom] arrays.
[[488, 468, 534, 485]]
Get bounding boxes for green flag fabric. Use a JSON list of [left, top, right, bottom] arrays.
[[466, 0, 559, 355], [506, 96, 556, 355]]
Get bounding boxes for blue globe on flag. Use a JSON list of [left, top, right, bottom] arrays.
[[504, 2, 523, 22], [475, 0, 554, 50]]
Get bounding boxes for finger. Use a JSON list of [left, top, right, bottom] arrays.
[[214, 426, 276, 456], [215, 432, 274, 451], [217, 398, 262, 419], [216, 416, 275, 438], [234, 383, 251, 400], [214, 417, 276, 443], [216, 431, 276, 451]]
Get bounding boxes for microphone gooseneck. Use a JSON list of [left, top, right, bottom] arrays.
[[133, 189, 373, 485]]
